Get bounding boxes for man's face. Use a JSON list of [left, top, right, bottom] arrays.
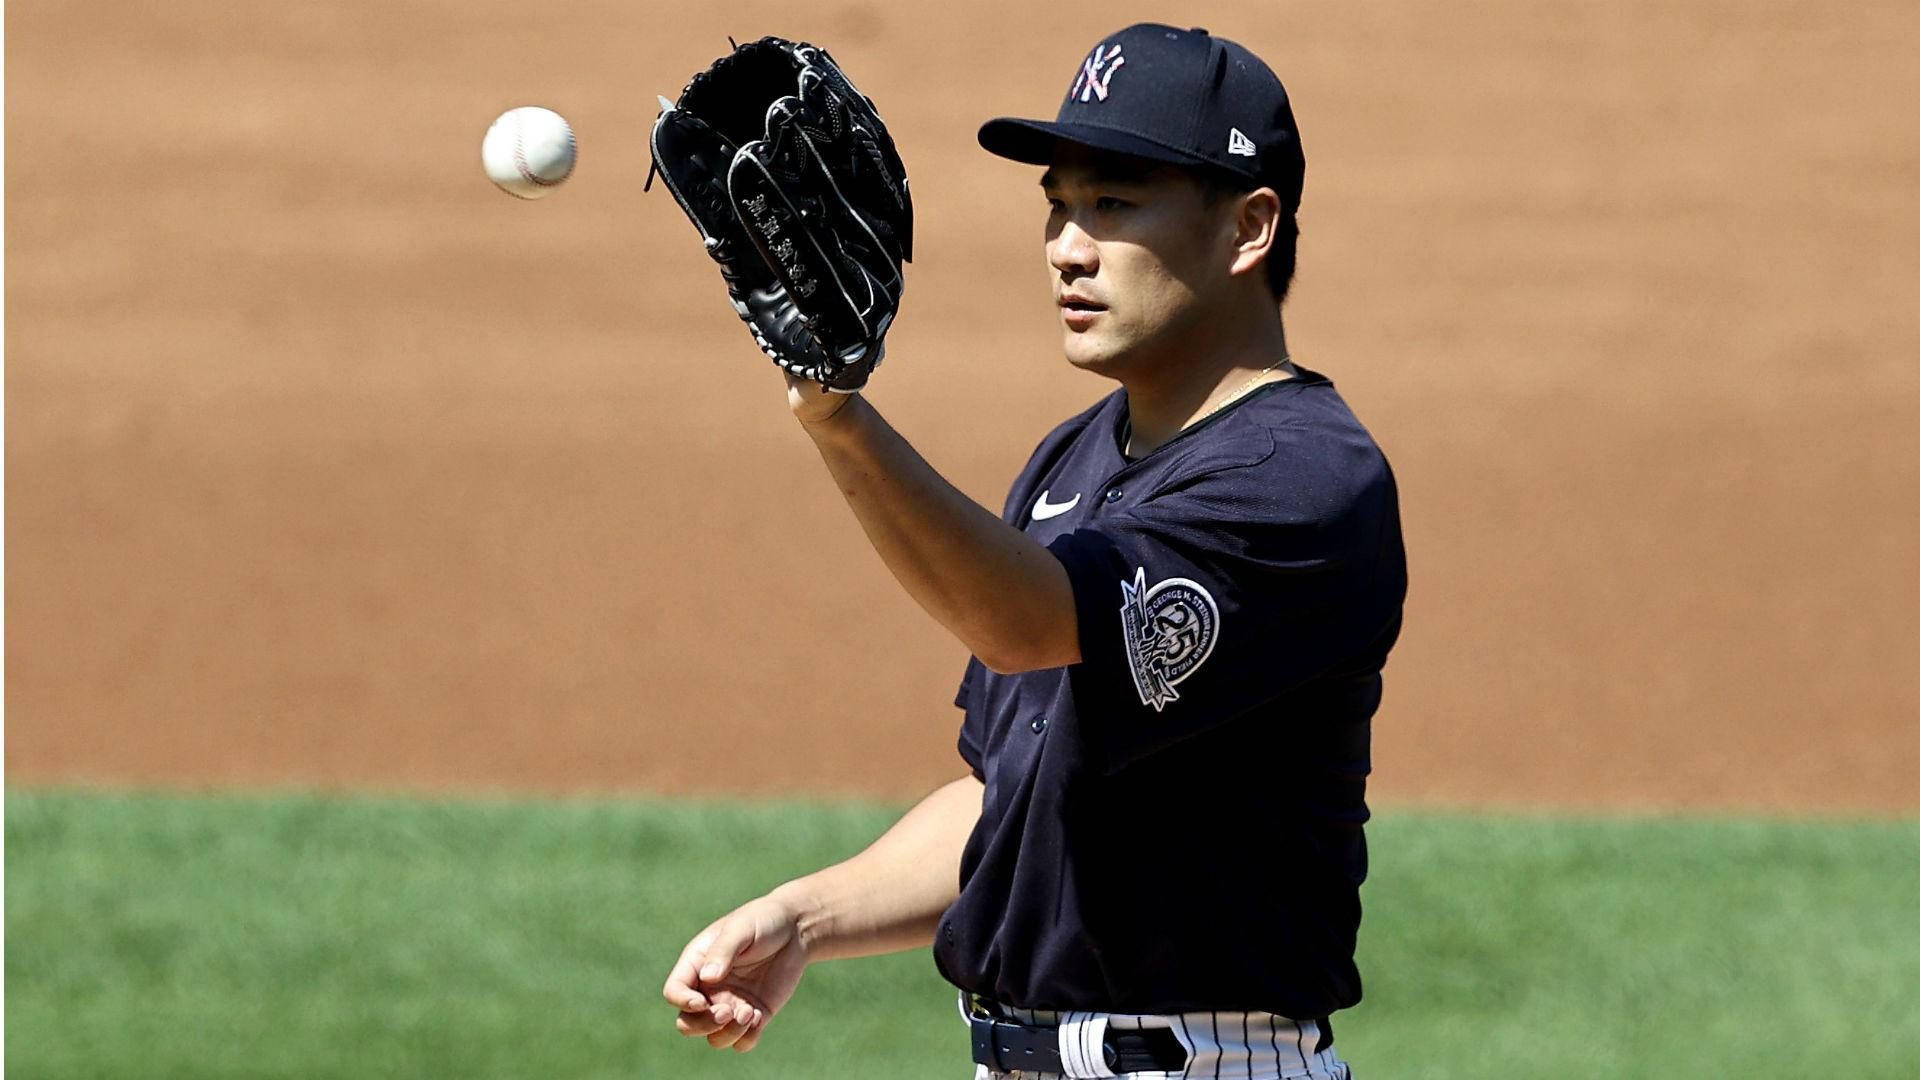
[[1041, 145, 1233, 376]]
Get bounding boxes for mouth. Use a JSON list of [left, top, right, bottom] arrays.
[[1058, 296, 1106, 329]]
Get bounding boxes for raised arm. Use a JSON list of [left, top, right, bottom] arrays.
[[662, 773, 984, 1053], [790, 381, 1080, 673]]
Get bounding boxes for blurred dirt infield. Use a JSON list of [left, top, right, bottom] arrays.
[[8, 1, 1917, 810]]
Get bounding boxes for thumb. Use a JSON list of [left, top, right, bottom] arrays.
[[697, 914, 759, 984]]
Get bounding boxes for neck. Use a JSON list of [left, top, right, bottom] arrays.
[[1123, 304, 1292, 457]]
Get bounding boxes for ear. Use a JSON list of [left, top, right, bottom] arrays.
[[1227, 187, 1282, 280]]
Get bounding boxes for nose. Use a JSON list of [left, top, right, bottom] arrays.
[[1048, 217, 1098, 277]]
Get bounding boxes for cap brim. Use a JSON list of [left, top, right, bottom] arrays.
[[978, 117, 1214, 172]]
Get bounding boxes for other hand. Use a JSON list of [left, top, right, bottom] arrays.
[[661, 894, 812, 1053]]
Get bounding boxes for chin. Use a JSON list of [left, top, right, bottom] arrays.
[[1061, 330, 1132, 375]]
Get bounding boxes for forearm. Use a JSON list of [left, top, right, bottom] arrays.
[[800, 394, 1079, 672], [770, 773, 982, 963]]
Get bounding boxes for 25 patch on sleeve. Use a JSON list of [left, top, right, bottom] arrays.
[[1119, 567, 1220, 711]]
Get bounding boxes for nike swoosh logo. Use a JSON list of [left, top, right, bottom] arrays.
[[1031, 490, 1081, 521]]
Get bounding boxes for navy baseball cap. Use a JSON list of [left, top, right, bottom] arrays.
[[979, 24, 1306, 211]]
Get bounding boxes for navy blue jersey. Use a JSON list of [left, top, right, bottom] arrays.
[[932, 369, 1406, 1020]]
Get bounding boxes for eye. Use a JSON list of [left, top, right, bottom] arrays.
[[1045, 197, 1066, 213], [1094, 196, 1129, 212]]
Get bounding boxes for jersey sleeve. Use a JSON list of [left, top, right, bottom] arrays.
[[1045, 426, 1405, 771], [954, 658, 987, 780]]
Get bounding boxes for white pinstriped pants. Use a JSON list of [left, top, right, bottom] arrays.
[[966, 998, 1353, 1080]]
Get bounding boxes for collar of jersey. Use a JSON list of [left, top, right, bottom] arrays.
[[1116, 366, 1326, 462]]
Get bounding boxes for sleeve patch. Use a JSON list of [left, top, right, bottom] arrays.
[[1119, 567, 1220, 712]]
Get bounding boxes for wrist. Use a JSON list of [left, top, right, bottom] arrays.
[[767, 879, 833, 956], [785, 368, 863, 430], [794, 391, 863, 439]]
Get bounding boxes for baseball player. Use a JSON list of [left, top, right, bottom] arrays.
[[659, 23, 1405, 1078]]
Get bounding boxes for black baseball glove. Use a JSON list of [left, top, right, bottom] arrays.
[[649, 36, 913, 393]]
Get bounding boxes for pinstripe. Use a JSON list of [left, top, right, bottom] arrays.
[[962, 1004, 1350, 1080], [1174, 1013, 1196, 1080], [1241, 1012, 1251, 1079], [1269, 1013, 1283, 1078], [1211, 1011, 1222, 1080]]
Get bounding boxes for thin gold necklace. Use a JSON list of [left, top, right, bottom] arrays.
[[1200, 353, 1295, 420], [1125, 355, 1298, 459]]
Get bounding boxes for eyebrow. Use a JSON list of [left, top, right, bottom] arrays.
[[1038, 164, 1157, 190]]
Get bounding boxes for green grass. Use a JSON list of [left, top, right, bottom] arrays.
[[1348, 814, 1920, 1077], [7, 791, 1918, 1079]]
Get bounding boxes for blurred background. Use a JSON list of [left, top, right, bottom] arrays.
[[7, 0, 1919, 1076], [7, 0, 1917, 809]]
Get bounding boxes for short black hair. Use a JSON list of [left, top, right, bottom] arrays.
[[1195, 173, 1298, 304]]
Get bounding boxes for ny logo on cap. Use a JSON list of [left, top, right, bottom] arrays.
[[1069, 43, 1125, 103]]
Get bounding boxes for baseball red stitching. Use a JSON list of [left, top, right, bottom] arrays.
[[511, 112, 573, 188]]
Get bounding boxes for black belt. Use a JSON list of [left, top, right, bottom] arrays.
[[969, 1014, 1187, 1074], [967, 1005, 1333, 1075]]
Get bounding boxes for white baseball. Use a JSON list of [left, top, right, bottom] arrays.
[[482, 106, 576, 199]]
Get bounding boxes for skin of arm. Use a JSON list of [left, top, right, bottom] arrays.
[[662, 773, 984, 1052], [789, 379, 1081, 674], [780, 770, 984, 962]]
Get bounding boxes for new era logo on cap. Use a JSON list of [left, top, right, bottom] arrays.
[[1227, 128, 1257, 157]]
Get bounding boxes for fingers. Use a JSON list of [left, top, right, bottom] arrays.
[[663, 905, 782, 1053], [662, 958, 708, 1013], [661, 931, 717, 1012], [734, 1022, 766, 1053], [677, 1002, 763, 1049], [704, 1009, 761, 1050], [702, 994, 764, 1031], [675, 1009, 723, 1037]]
